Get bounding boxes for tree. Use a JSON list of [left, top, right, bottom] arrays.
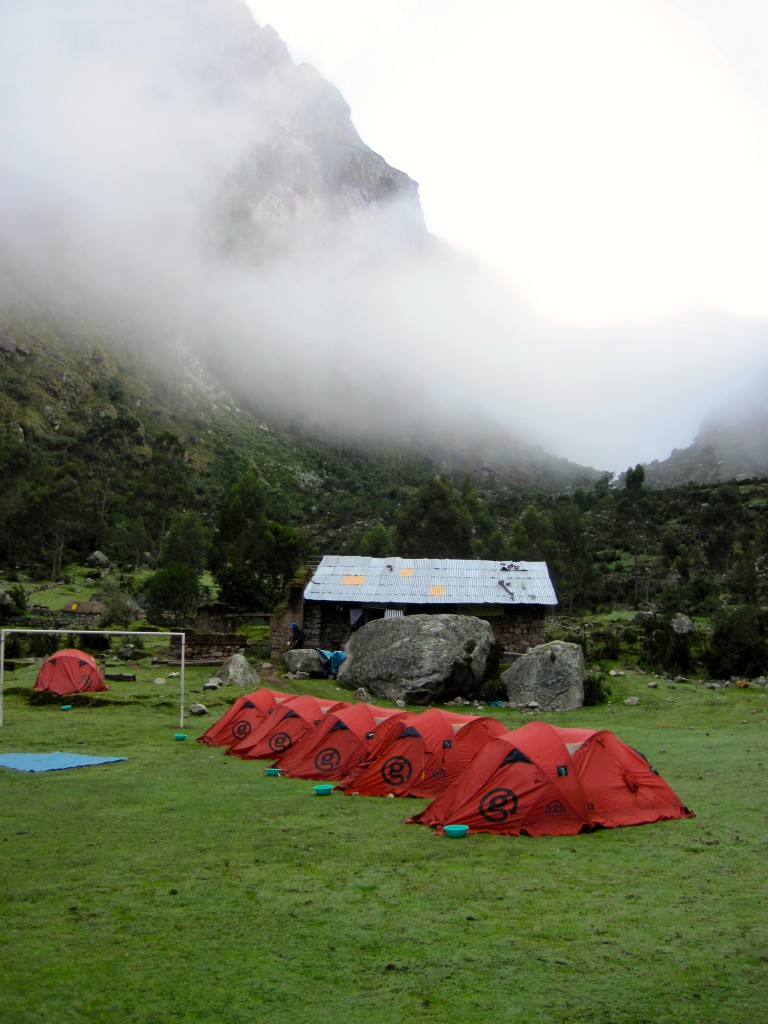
[[548, 501, 593, 613], [98, 580, 140, 630], [704, 606, 768, 679], [358, 524, 396, 556], [159, 511, 209, 574], [143, 564, 204, 627], [144, 432, 192, 557], [395, 475, 473, 557], [702, 484, 746, 580], [211, 471, 268, 570], [211, 472, 304, 611], [80, 413, 146, 550]]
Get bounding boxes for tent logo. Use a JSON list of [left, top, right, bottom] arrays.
[[479, 787, 518, 823], [269, 732, 292, 753], [314, 747, 342, 773], [381, 755, 413, 786], [232, 721, 251, 741], [545, 800, 567, 816]]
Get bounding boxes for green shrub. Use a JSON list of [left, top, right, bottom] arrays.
[[583, 665, 610, 706], [703, 606, 768, 679]]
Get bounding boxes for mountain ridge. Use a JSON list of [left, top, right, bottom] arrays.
[[1, 0, 766, 490]]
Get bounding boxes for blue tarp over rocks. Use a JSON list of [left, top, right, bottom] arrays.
[[315, 649, 346, 676]]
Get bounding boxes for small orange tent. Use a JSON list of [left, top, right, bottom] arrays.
[[34, 649, 107, 695]]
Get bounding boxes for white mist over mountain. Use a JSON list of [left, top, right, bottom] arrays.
[[2, 0, 766, 473]]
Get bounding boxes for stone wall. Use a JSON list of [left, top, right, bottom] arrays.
[[268, 565, 316, 662], [302, 602, 551, 654], [168, 633, 246, 662], [495, 606, 550, 653]]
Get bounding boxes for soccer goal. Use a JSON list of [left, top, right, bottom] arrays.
[[0, 628, 186, 728]]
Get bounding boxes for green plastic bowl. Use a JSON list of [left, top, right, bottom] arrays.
[[444, 824, 469, 838], [266, 767, 283, 777], [314, 784, 334, 796], [60, 705, 73, 711], [174, 733, 187, 741]]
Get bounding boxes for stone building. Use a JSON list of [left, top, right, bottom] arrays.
[[270, 555, 558, 659]]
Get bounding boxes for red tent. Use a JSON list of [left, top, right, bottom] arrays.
[[408, 715, 508, 799], [337, 707, 494, 798], [34, 649, 107, 695], [273, 702, 406, 780], [226, 693, 348, 760], [407, 721, 694, 836], [197, 688, 296, 747]]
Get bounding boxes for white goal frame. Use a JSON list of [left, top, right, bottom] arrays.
[[0, 628, 186, 729]]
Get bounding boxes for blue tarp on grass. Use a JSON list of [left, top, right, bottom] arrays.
[[0, 752, 127, 773]]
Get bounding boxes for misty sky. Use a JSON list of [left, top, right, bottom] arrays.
[[247, 0, 768, 466], [2, 0, 767, 474]]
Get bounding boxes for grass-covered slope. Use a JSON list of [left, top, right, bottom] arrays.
[[0, 660, 765, 1024]]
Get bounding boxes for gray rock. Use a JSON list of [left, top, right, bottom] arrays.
[[671, 613, 694, 635], [86, 550, 110, 568], [215, 653, 260, 688], [203, 679, 221, 691], [336, 613, 494, 705], [624, 696, 641, 706], [355, 687, 373, 704], [501, 640, 585, 711], [189, 703, 208, 715], [283, 648, 326, 674]]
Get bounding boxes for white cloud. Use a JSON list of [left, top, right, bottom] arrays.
[[1, 0, 766, 473]]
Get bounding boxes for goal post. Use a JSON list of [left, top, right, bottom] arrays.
[[0, 628, 186, 729]]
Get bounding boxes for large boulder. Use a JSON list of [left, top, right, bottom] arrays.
[[214, 653, 260, 688], [502, 640, 585, 711], [336, 613, 494, 705]]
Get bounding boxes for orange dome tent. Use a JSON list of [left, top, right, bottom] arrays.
[[406, 721, 694, 836], [273, 701, 406, 780], [197, 688, 296, 747], [337, 707, 502, 798], [34, 649, 107, 695], [226, 693, 348, 760]]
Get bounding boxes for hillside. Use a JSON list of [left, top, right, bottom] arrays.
[[643, 373, 768, 486], [0, 310, 601, 569]]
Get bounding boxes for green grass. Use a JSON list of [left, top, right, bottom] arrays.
[[0, 661, 766, 1024]]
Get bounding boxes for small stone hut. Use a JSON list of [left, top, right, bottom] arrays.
[[271, 555, 558, 659]]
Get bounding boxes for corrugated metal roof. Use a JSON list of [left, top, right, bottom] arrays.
[[304, 556, 558, 607]]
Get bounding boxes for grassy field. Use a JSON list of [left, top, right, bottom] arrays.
[[0, 656, 766, 1024]]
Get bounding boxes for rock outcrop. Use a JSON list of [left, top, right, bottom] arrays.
[[337, 613, 494, 705], [214, 653, 260, 688], [502, 640, 585, 711]]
